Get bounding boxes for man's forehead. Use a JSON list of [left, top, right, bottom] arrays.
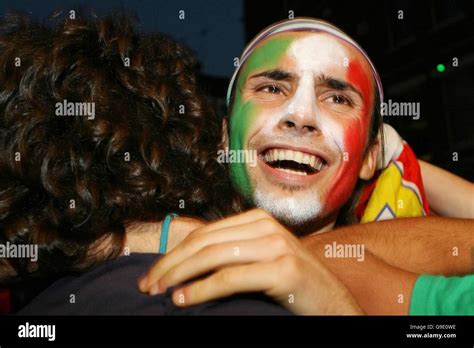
[[249, 31, 369, 75]]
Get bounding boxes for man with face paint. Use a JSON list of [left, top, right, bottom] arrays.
[[225, 19, 382, 234], [140, 19, 474, 315]]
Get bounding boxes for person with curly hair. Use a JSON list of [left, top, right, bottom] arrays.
[[0, 12, 302, 315]]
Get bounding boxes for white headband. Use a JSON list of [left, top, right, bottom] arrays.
[[226, 18, 384, 106]]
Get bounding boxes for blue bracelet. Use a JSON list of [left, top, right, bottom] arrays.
[[159, 213, 178, 254]]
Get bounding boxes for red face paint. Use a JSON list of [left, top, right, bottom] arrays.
[[347, 59, 373, 115], [343, 59, 373, 163], [324, 60, 374, 213]]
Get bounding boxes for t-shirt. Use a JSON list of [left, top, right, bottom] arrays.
[[409, 274, 474, 315], [18, 253, 292, 316]]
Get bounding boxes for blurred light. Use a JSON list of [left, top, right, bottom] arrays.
[[436, 63, 445, 73]]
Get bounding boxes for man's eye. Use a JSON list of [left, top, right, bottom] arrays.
[[257, 84, 283, 94], [330, 94, 352, 105]]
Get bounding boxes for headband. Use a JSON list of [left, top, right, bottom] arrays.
[[226, 18, 384, 106]]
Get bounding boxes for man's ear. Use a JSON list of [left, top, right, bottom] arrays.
[[220, 117, 229, 150], [359, 139, 380, 180]]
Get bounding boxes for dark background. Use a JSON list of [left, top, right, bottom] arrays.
[[1, 0, 473, 180]]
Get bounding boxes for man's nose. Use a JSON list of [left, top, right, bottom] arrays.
[[277, 90, 320, 136]]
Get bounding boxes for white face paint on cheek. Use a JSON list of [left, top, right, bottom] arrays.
[[319, 114, 346, 153]]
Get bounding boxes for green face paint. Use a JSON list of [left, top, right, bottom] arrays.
[[228, 35, 294, 199]]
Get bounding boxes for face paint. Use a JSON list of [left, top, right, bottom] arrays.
[[324, 59, 374, 212], [347, 60, 372, 115], [229, 30, 375, 230], [229, 36, 294, 198], [286, 34, 347, 153], [281, 34, 373, 214]]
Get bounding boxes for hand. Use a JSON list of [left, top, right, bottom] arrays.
[[138, 209, 363, 315]]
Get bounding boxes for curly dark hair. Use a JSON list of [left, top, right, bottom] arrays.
[[0, 12, 238, 287]]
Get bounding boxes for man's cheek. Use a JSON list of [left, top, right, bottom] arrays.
[[325, 120, 367, 212], [228, 100, 259, 198], [343, 119, 367, 165]]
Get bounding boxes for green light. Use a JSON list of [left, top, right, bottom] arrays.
[[437, 64, 445, 73]]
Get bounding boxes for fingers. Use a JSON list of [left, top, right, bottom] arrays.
[[139, 218, 282, 292], [171, 261, 278, 307], [157, 234, 292, 293], [189, 208, 271, 237]]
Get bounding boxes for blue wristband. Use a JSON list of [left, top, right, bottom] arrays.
[[159, 213, 178, 254]]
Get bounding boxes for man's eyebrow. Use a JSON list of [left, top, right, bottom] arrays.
[[317, 74, 363, 98], [248, 69, 296, 81]]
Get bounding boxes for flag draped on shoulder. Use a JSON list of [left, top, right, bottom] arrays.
[[357, 142, 429, 223]]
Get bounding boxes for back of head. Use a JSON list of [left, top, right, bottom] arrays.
[[0, 11, 236, 287]]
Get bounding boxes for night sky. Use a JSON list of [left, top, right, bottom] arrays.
[[0, 0, 245, 77]]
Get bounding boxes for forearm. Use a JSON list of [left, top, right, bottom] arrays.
[[303, 217, 474, 276], [419, 160, 474, 218], [306, 239, 417, 314]]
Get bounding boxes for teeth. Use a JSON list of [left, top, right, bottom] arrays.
[[263, 148, 324, 170], [302, 154, 310, 165], [294, 151, 303, 164], [315, 158, 324, 171], [279, 168, 307, 176], [273, 149, 279, 161]]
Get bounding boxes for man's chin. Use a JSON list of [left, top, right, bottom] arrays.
[[253, 189, 323, 230]]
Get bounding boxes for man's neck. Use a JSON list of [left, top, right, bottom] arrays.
[[124, 217, 205, 254], [289, 211, 338, 237]]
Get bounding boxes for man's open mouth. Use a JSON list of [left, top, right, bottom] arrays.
[[259, 148, 327, 176]]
